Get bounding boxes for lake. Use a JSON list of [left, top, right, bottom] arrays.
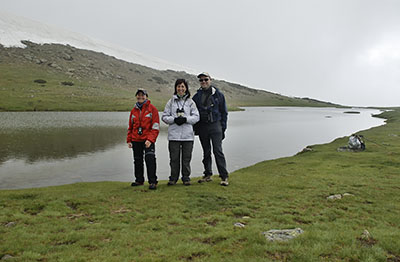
[[0, 107, 384, 189]]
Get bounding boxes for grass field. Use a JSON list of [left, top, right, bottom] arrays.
[[0, 63, 136, 111], [1, 109, 399, 261], [0, 61, 339, 112]]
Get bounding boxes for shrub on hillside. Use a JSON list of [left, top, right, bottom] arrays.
[[34, 79, 47, 84], [61, 81, 74, 86]]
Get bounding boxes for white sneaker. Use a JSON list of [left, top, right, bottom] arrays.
[[220, 178, 229, 186]]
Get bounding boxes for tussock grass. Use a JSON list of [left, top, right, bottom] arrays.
[[1, 110, 400, 261]]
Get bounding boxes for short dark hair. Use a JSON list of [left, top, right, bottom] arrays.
[[174, 79, 190, 97]]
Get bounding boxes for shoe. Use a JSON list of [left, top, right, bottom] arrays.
[[167, 180, 177, 186], [131, 182, 144, 187], [149, 184, 157, 190], [220, 178, 229, 186], [183, 181, 191, 186], [198, 176, 212, 183]]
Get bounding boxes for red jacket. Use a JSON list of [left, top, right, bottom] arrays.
[[127, 100, 160, 143]]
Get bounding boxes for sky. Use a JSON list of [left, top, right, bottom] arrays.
[[2, 0, 400, 107]]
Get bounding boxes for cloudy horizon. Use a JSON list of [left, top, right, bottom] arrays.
[[2, 0, 400, 107]]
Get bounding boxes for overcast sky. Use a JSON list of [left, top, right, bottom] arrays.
[[2, 0, 400, 107]]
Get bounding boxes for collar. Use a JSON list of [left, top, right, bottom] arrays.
[[173, 94, 188, 100], [135, 99, 149, 109], [199, 86, 216, 95]]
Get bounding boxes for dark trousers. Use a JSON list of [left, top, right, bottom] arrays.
[[168, 141, 194, 182], [198, 123, 228, 179], [132, 142, 157, 184]]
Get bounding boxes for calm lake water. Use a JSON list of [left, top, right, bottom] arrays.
[[0, 107, 384, 189]]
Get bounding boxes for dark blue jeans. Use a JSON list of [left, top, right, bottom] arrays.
[[132, 142, 157, 184]]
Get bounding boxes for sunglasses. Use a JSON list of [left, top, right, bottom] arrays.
[[199, 78, 209, 82]]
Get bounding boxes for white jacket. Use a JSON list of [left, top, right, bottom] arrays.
[[162, 95, 200, 141]]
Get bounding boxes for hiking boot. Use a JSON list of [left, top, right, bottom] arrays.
[[198, 175, 212, 183], [131, 182, 144, 187], [183, 181, 191, 186], [149, 183, 157, 190], [220, 178, 229, 186], [167, 180, 177, 186]]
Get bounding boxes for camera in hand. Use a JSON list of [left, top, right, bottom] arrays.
[[200, 110, 213, 123], [176, 108, 185, 117], [138, 127, 143, 135]]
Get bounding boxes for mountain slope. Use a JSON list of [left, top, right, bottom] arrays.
[[0, 41, 340, 111], [0, 12, 340, 111]]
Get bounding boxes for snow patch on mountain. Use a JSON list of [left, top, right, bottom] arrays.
[[0, 11, 195, 73]]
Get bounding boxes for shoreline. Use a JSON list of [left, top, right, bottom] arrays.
[[0, 108, 388, 191]]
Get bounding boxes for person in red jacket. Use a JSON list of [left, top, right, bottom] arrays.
[[127, 89, 160, 190]]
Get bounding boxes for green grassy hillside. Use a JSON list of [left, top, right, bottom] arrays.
[[1, 109, 399, 261], [0, 42, 340, 111]]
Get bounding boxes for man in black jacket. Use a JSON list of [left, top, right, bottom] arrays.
[[192, 72, 229, 186]]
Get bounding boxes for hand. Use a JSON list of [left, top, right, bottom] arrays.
[[128, 142, 133, 148], [181, 117, 187, 124], [145, 140, 151, 148], [174, 117, 187, 126]]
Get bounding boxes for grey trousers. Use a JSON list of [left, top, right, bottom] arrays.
[[168, 141, 194, 182]]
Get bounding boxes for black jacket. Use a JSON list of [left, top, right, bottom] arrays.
[[192, 86, 228, 131]]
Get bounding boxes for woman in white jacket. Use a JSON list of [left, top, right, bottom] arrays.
[[162, 79, 200, 185]]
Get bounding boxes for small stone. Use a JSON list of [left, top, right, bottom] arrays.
[[63, 54, 73, 61], [23, 54, 33, 61], [358, 229, 377, 246], [361, 230, 371, 240], [234, 222, 246, 228], [327, 194, 342, 200], [343, 193, 354, 197], [1, 255, 14, 260], [298, 147, 313, 154], [337, 147, 350, 152], [242, 216, 251, 219], [262, 228, 304, 241], [5, 222, 16, 227]]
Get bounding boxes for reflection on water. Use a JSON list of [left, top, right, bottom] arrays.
[[0, 108, 384, 189], [0, 127, 125, 164], [0, 112, 130, 164]]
